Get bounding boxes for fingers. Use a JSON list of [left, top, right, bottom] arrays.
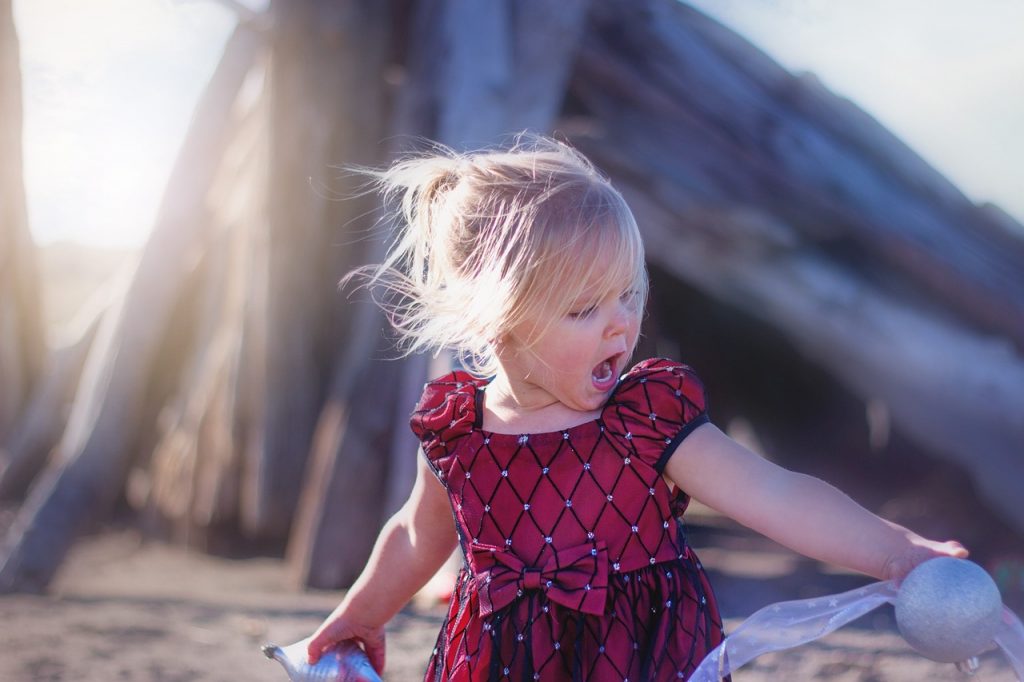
[[306, 632, 330, 665], [944, 540, 969, 558], [363, 633, 387, 675], [885, 539, 971, 583], [928, 539, 969, 560], [305, 622, 386, 672], [306, 622, 346, 664]]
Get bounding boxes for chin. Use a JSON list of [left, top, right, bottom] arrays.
[[581, 390, 611, 410]]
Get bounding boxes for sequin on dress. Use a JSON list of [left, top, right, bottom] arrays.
[[411, 358, 727, 681]]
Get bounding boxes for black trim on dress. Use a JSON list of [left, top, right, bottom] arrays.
[[655, 413, 710, 473]]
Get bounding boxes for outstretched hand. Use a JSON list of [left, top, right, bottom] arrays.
[[882, 537, 969, 584], [306, 614, 386, 675]]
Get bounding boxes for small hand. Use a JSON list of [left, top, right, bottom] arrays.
[[306, 617, 386, 675], [882, 538, 969, 584]]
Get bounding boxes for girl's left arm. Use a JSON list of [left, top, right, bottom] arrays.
[[664, 423, 968, 581]]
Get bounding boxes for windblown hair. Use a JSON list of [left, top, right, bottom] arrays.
[[348, 135, 648, 377]]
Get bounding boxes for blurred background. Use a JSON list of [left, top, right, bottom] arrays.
[[2, 1, 1022, 679]]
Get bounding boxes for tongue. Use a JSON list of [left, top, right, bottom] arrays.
[[593, 360, 613, 383]]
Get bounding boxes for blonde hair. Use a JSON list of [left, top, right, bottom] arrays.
[[348, 135, 648, 376]]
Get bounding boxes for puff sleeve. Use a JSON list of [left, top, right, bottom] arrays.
[[605, 358, 711, 474], [410, 371, 479, 484]]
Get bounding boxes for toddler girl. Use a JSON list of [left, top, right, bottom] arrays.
[[306, 136, 967, 681]]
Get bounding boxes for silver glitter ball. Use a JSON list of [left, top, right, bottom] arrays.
[[262, 638, 382, 682], [895, 557, 1002, 663]]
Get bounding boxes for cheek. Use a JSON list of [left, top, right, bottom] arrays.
[[627, 315, 642, 347], [542, 329, 595, 368]]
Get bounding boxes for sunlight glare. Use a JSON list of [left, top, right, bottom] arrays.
[[15, 0, 237, 249]]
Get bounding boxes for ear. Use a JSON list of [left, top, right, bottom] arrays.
[[489, 334, 511, 354], [491, 331, 526, 360]]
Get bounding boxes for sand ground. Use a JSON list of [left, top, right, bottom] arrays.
[[2, 516, 1016, 682]]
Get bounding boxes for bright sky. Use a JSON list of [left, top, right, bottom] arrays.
[[15, 0, 237, 249], [686, 0, 1024, 225], [15, 0, 1024, 250]]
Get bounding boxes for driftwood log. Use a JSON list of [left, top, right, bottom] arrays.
[[566, 0, 1024, 531], [0, 24, 262, 590], [287, 0, 593, 589], [0, 0, 45, 450], [1, 0, 1021, 593], [0, 283, 110, 500]]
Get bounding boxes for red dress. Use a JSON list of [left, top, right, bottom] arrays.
[[411, 358, 726, 681]]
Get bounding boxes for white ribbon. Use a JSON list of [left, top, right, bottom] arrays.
[[689, 581, 1024, 681], [995, 606, 1024, 678]]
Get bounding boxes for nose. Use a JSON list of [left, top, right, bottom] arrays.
[[604, 301, 630, 340]]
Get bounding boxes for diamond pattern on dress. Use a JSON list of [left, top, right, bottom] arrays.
[[411, 359, 726, 681]]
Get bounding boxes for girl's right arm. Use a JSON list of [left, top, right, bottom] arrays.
[[306, 451, 458, 673]]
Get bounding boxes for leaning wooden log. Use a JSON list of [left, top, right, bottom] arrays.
[[0, 26, 261, 592], [275, 0, 399, 587], [6, 0, 1021, 594], [629, 191, 1024, 532], [250, 0, 397, 542], [418, 0, 591, 147], [565, 0, 1024, 532], [285, 0, 595, 588], [135, 63, 269, 548], [0, 0, 45, 444], [287, 340, 403, 588], [144, 227, 245, 547], [0, 269, 123, 499], [571, 0, 1024, 349]]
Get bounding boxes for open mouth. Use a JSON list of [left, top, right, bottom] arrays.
[[591, 355, 619, 390]]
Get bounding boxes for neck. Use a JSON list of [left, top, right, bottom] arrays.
[[486, 368, 555, 414], [481, 366, 601, 434]]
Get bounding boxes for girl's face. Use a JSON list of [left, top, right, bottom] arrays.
[[495, 285, 642, 415]]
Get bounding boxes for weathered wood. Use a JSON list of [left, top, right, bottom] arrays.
[[146, 230, 241, 542], [275, 0, 399, 586], [624, 189, 1024, 531], [7, 0, 1023, 593], [435, 0, 592, 147], [140, 70, 269, 546], [565, 0, 1024, 532], [383, 353, 433, 519], [0, 26, 261, 592], [286, 0, 597, 588], [252, 0, 395, 542], [287, 343, 400, 588], [189, 134, 264, 537], [0, 274, 117, 499], [0, 0, 45, 444], [235, 204, 270, 539], [571, 0, 1024, 349]]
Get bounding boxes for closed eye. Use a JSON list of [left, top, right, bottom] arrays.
[[620, 289, 641, 307], [568, 305, 597, 320]]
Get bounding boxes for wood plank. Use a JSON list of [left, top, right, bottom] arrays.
[[0, 26, 261, 592]]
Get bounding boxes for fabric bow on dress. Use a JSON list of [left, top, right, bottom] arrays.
[[470, 541, 609, 616]]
